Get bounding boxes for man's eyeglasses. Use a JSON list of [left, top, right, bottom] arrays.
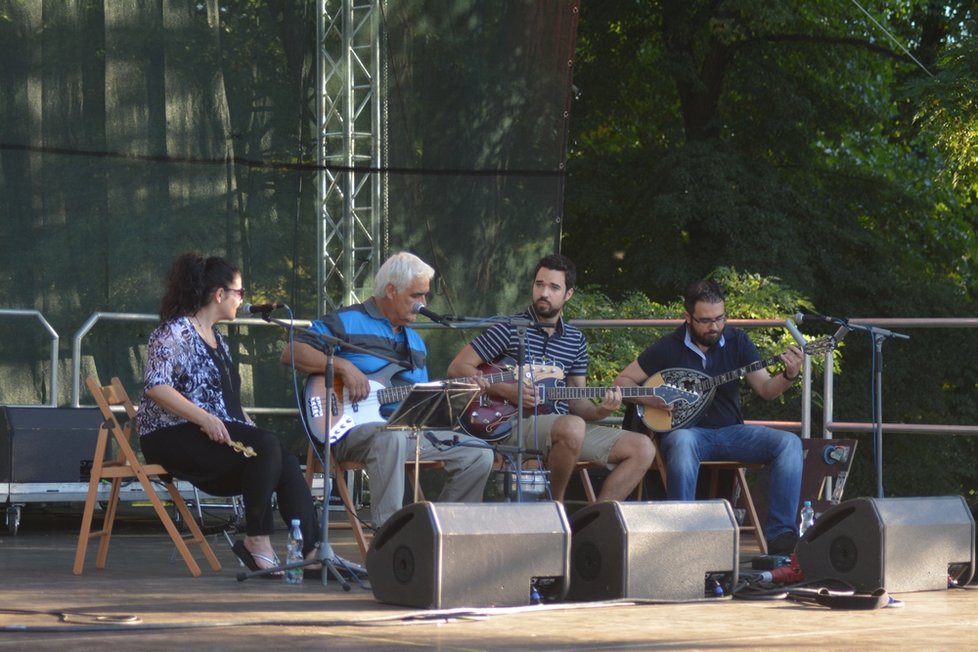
[[225, 287, 245, 299], [690, 313, 726, 326]]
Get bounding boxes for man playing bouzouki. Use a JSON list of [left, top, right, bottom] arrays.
[[448, 254, 656, 502], [280, 252, 493, 528], [614, 279, 804, 555]]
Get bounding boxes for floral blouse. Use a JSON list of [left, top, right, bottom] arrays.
[[136, 316, 246, 436]]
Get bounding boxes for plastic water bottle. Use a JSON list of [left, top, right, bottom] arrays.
[[798, 500, 815, 536], [284, 518, 304, 585]]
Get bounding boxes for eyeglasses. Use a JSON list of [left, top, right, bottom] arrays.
[[690, 313, 726, 326], [224, 287, 245, 299]]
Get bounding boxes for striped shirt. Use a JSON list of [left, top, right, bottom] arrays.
[[297, 298, 429, 387], [468, 306, 588, 415]]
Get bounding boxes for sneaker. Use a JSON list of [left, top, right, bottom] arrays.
[[767, 532, 800, 555]]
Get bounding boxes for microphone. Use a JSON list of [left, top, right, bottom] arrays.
[[244, 301, 285, 314], [411, 302, 454, 327], [794, 310, 847, 325]]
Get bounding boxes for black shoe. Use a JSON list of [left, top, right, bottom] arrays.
[[767, 532, 800, 556]]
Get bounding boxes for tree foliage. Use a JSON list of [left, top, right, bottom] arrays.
[[564, 1, 978, 499]]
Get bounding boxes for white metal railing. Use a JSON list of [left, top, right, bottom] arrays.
[[0, 308, 59, 407], [822, 318, 978, 439], [70, 312, 156, 407], [0, 310, 968, 441], [70, 312, 312, 411]]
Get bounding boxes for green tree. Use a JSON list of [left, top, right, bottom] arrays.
[[564, 1, 978, 499]]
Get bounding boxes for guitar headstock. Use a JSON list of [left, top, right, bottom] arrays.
[[525, 363, 565, 383], [802, 336, 836, 356]]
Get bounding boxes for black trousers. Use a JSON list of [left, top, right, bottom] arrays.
[[140, 421, 319, 554]]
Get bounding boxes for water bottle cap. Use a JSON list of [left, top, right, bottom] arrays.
[[291, 518, 301, 526], [803, 500, 812, 507]]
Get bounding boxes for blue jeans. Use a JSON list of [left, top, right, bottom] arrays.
[[659, 424, 803, 540]]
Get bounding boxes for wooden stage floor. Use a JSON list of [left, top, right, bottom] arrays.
[[1, 502, 977, 651]]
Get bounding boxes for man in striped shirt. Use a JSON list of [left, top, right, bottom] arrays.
[[448, 254, 656, 501]]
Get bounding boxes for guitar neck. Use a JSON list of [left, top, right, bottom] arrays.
[[699, 354, 781, 391], [374, 369, 516, 404], [545, 386, 660, 401]]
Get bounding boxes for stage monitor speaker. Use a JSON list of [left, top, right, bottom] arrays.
[[567, 499, 739, 602], [0, 407, 104, 483], [795, 496, 976, 593], [366, 501, 570, 609]]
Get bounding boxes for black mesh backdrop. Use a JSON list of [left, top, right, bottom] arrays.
[[0, 1, 579, 420]]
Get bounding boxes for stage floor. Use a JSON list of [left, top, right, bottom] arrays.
[[2, 503, 977, 651]]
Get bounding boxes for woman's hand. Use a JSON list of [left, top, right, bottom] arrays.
[[197, 412, 231, 445]]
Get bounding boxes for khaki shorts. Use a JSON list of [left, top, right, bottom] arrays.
[[499, 413, 624, 468]]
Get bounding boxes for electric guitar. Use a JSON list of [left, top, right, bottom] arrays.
[[304, 361, 564, 444], [458, 358, 698, 440], [462, 376, 695, 441], [458, 357, 576, 441], [637, 336, 836, 433]]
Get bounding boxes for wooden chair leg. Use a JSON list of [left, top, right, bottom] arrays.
[[129, 469, 203, 577], [578, 465, 597, 503], [733, 467, 768, 554], [305, 444, 322, 489], [73, 453, 107, 574], [165, 481, 222, 572], [333, 469, 370, 562], [706, 464, 768, 555], [95, 477, 123, 570]]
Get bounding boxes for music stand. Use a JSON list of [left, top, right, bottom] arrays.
[[385, 380, 480, 502]]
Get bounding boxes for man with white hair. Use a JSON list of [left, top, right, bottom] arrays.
[[281, 252, 493, 528]]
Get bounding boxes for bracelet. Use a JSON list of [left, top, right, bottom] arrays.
[[782, 370, 800, 382]]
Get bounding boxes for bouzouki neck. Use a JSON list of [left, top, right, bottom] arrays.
[[697, 335, 834, 391], [697, 354, 778, 391]]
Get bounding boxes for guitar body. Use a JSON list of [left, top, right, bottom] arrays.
[[459, 358, 563, 442], [636, 368, 713, 433], [303, 366, 406, 444]]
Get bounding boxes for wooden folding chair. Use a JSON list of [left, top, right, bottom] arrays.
[[575, 461, 620, 503], [74, 376, 222, 576], [491, 453, 608, 503], [305, 443, 445, 562], [648, 443, 768, 554]]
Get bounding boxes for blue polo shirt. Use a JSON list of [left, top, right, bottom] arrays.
[[297, 298, 429, 388], [635, 324, 762, 427]]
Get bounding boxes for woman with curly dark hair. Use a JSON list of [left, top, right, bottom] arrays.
[[137, 251, 319, 575]]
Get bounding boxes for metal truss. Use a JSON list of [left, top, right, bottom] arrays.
[[316, 0, 385, 313]]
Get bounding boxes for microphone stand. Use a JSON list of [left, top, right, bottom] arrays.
[[242, 307, 410, 589], [445, 313, 554, 502], [814, 317, 909, 499], [861, 323, 909, 499]]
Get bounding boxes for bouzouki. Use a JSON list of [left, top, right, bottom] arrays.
[[304, 361, 563, 445], [637, 336, 836, 433]]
